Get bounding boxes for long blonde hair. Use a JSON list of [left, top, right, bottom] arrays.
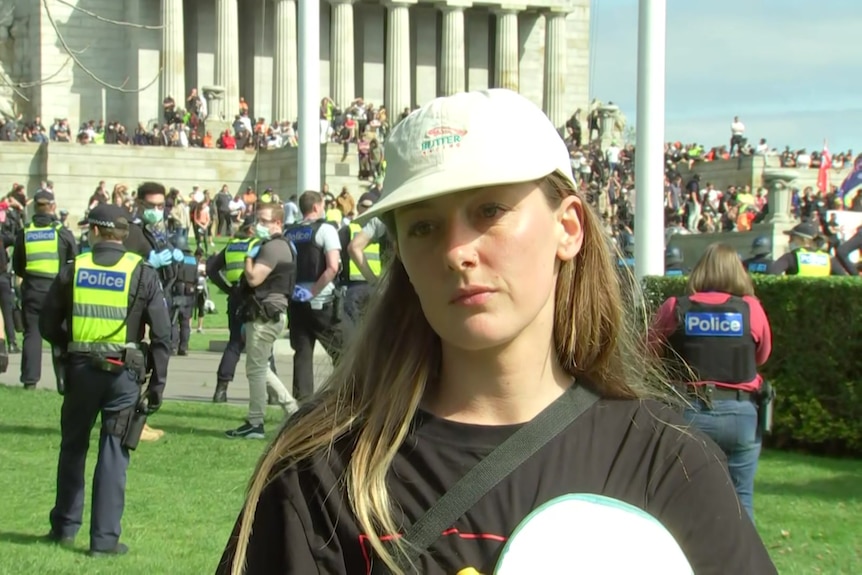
[[687, 242, 755, 297], [229, 172, 669, 574]]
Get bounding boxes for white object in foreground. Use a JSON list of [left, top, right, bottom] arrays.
[[495, 493, 693, 574]]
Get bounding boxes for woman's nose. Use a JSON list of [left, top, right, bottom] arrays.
[[442, 216, 479, 271]]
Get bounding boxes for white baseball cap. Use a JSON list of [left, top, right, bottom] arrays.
[[357, 89, 575, 223]]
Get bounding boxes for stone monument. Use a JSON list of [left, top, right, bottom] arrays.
[[755, 168, 800, 256], [0, 2, 19, 119], [201, 85, 231, 138]]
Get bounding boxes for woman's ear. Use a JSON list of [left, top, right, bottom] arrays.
[[557, 195, 584, 262]]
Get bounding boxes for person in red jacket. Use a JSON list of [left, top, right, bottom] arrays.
[[652, 242, 772, 518]]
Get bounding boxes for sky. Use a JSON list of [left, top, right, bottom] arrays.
[[590, 0, 861, 153]]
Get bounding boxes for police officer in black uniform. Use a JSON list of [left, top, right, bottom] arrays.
[[742, 236, 773, 275], [13, 189, 77, 390], [169, 233, 197, 356], [0, 230, 20, 352], [0, 303, 9, 373], [39, 204, 172, 556], [665, 245, 688, 277], [768, 221, 847, 276], [207, 220, 259, 402], [285, 191, 344, 401]]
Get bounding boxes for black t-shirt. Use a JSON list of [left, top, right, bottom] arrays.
[[218, 399, 776, 574]]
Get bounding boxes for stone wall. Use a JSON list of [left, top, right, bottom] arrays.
[[30, 0, 130, 129], [18, 0, 591, 132], [0, 142, 362, 221], [677, 156, 853, 193]]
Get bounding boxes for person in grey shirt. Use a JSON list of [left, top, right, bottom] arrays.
[[225, 203, 299, 439]]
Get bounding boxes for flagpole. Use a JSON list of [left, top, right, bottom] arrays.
[[634, 0, 667, 281], [297, 0, 320, 194]]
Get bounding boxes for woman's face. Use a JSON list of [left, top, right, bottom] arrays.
[[396, 181, 583, 352]]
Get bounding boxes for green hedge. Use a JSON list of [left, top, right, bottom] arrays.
[[644, 276, 862, 457]]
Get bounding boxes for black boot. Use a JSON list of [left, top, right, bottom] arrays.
[[213, 381, 229, 403]]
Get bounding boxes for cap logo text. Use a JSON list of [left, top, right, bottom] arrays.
[[421, 127, 467, 155]]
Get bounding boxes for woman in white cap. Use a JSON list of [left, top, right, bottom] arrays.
[[218, 90, 775, 575]]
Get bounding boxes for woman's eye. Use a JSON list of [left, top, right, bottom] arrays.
[[407, 221, 434, 237], [479, 204, 506, 219]]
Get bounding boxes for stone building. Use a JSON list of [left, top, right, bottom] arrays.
[[10, 0, 589, 131]]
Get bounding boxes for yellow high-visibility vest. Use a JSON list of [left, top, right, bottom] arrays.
[[24, 222, 61, 278], [68, 251, 141, 353], [325, 208, 342, 226], [795, 248, 830, 277], [224, 237, 260, 285], [348, 222, 380, 281]]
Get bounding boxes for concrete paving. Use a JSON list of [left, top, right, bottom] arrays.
[[1, 347, 334, 406]]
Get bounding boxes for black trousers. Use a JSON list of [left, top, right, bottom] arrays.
[[49, 359, 140, 551], [21, 290, 61, 386], [216, 293, 278, 384], [171, 304, 192, 353], [288, 300, 343, 401], [0, 273, 16, 342]]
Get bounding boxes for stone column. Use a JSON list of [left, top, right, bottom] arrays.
[[542, 9, 567, 130], [384, 1, 414, 116], [215, 0, 241, 119], [439, 2, 470, 96], [273, 0, 299, 122], [330, 0, 357, 108], [160, 0, 186, 104], [763, 169, 799, 227], [493, 7, 521, 91], [598, 103, 620, 149]]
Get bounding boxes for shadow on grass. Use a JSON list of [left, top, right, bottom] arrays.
[[757, 473, 862, 502], [0, 531, 87, 556], [0, 423, 58, 437]]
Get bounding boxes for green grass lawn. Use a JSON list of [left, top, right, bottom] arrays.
[[0, 385, 859, 574]]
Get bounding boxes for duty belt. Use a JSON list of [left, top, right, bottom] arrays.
[[685, 383, 754, 403]]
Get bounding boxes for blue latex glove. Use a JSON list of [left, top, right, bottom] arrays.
[[247, 244, 261, 259], [291, 285, 313, 303], [172, 248, 183, 262], [148, 249, 172, 268], [157, 249, 173, 267]]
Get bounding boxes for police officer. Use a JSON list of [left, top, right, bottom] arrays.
[[324, 193, 343, 229], [742, 236, 773, 275], [13, 189, 77, 390], [39, 204, 172, 555], [665, 245, 687, 277], [653, 242, 772, 518], [0, 305, 9, 373], [768, 221, 847, 276], [0, 231, 19, 352], [341, 196, 380, 336], [225, 203, 298, 438], [123, 182, 189, 438], [207, 221, 260, 402], [285, 191, 344, 401], [169, 233, 198, 356]]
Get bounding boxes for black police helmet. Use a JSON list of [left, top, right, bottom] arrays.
[[665, 245, 683, 266], [751, 235, 771, 257]]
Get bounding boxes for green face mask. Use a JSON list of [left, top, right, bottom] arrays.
[[143, 208, 164, 224], [254, 224, 271, 240]]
